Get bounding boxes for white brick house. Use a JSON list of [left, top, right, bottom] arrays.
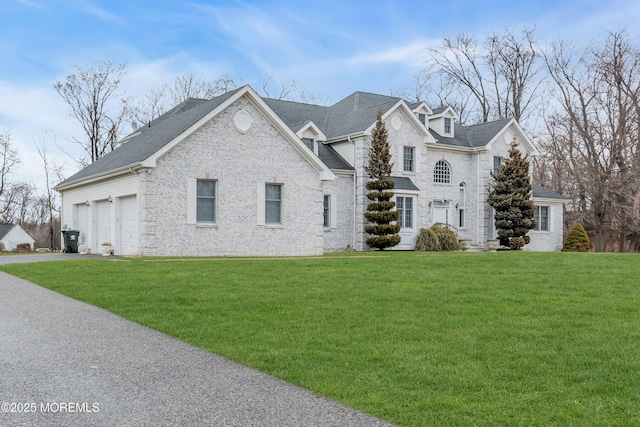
[[56, 85, 566, 256]]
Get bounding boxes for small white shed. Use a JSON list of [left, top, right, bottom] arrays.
[[0, 224, 35, 251]]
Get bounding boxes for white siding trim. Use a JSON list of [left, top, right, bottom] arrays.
[[330, 194, 338, 229], [187, 178, 196, 224]]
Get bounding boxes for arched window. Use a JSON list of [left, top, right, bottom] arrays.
[[433, 160, 451, 183]]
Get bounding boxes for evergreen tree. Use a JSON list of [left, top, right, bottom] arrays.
[[487, 140, 536, 250], [364, 110, 401, 250], [562, 223, 590, 252]]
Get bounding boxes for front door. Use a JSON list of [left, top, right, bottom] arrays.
[[395, 195, 418, 249], [433, 202, 451, 227]]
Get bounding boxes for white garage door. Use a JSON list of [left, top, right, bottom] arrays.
[[75, 203, 88, 244], [119, 195, 138, 256], [95, 200, 110, 253]]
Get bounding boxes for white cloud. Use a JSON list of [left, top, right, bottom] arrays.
[[347, 39, 438, 68], [0, 79, 83, 188]]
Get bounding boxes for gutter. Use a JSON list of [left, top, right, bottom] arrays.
[[55, 163, 145, 191], [326, 131, 365, 144]]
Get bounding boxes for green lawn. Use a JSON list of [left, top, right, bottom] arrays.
[[2, 252, 639, 426]]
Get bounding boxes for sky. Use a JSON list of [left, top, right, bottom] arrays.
[[1, 0, 639, 191]]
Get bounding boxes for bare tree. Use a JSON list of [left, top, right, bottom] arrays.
[[542, 30, 640, 251], [0, 132, 20, 196], [131, 73, 239, 126], [168, 73, 238, 105], [35, 137, 63, 250], [394, 71, 475, 124], [54, 60, 129, 165], [129, 85, 168, 128], [426, 27, 542, 125], [0, 132, 21, 221], [260, 76, 298, 100]]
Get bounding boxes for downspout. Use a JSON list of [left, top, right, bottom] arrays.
[[475, 148, 481, 246], [349, 135, 357, 250]]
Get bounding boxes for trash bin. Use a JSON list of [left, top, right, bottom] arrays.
[[62, 230, 80, 253]]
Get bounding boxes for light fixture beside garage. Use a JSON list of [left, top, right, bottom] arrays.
[[107, 196, 113, 204]]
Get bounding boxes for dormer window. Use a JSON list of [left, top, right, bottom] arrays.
[[418, 113, 426, 125], [302, 137, 314, 151], [444, 118, 452, 134]]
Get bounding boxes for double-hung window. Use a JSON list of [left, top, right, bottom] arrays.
[[444, 117, 452, 134], [323, 195, 330, 228], [196, 180, 216, 223], [535, 206, 550, 231], [403, 146, 415, 172], [265, 184, 283, 225], [396, 196, 413, 229], [493, 156, 503, 175]]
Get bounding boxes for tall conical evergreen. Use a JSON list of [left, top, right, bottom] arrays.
[[364, 110, 401, 250], [487, 140, 536, 250]]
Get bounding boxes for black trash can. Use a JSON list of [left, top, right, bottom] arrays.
[[62, 230, 80, 253]]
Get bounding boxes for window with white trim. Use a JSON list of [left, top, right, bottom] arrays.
[[535, 206, 550, 231], [196, 180, 216, 223], [403, 146, 415, 172], [433, 160, 451, 184], [323, 195, 330, 228], [444, 117, 452, 134], [458, 182, 465, 228], [265, 184, 282, 225], [493, 156, 503, 175], [302, 137, 314, 151], [418, 113, 426, 125], [396, 196, 413, 229]]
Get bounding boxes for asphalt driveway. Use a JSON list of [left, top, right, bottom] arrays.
[[0, 256, 395, 426]]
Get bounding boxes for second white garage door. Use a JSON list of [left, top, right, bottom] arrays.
[[119, 195, 138, 256]]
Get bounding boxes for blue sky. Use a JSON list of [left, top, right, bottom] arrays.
[[1, 0, 639, 187]]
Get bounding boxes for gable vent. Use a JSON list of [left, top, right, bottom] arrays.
[[234, 109, 253, 133]]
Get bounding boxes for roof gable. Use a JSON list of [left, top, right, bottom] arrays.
[[56, 86, 336, 189], [0, 224, 14, 239], [56, 89, 242, 189], [363, 99, 434, 142], [429, 117, 536, 152]]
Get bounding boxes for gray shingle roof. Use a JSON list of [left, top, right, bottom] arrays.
[[266, 92, 401, 140], [532, 184, 566, 200], [430, 118, 512, 148], [56, 86, 512, 189], [57, 88, 243, 188], [391, 176, 420, 191], [317, 144, 353, 170], [0, 224, 15, 240]]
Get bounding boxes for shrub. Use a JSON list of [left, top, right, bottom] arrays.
[[415, 224, 463, 251], [16, 243, 32, 253], [431, 224, 463, 251], [415, 228, 439, 251], [563, 224, 590, 252]]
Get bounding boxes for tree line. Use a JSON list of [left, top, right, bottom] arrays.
[[407, 27, 640, 252], [4, 27, 639, 251]]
